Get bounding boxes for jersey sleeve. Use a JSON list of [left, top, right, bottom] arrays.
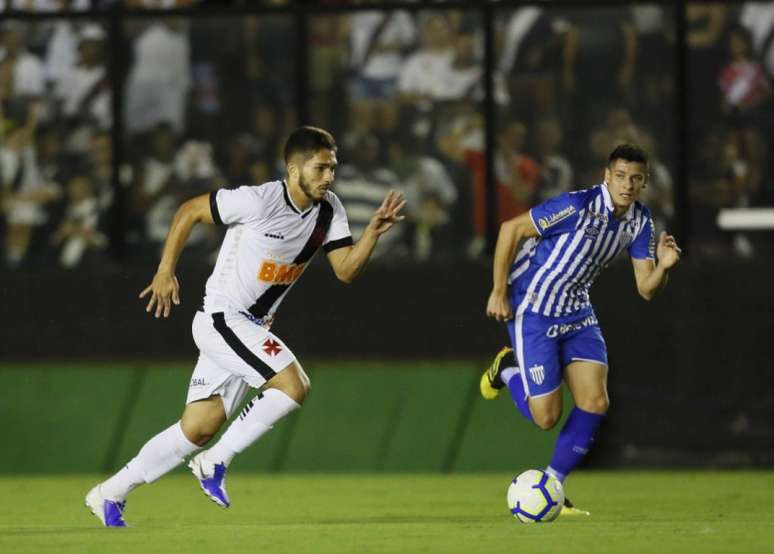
[[529, 191, 582, 237], [628, 213, 656, 260], [209, 186, 266, 225], [323, 193, 353, 253]]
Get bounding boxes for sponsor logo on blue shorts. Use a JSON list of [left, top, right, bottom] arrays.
[[546, 314, 598, 338]]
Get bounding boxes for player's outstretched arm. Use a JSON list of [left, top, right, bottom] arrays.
[[326, 190, 406, 283], [631, 231, 682, 301], [139, 193, 215, 318], [487, 212, 539, 322]]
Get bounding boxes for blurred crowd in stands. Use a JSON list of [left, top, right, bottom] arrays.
[[1, 2, 771, 269], [687, 3, 774, 258]]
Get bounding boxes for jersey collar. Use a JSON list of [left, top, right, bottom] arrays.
[[282, 180, 315, 217]]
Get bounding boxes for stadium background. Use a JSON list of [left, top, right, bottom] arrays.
[[1, 0, 773, 478]]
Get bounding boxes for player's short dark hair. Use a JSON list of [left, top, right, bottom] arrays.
[[284, 126, 337, 164], [608, 144, 648, 168]]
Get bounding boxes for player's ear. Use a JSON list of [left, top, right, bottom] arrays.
[[287, 153, 306, 183], [287, 160, 299, 182]]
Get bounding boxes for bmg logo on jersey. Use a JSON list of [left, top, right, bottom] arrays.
[[258, 260, 306, 284]]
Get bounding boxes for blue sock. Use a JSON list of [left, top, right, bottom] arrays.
[[507, 372, 534, 423], [546, 407, 605, 482]]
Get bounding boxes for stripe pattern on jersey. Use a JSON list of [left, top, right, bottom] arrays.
[[211, 312, 276, 380], [247, 201, 334, 319], [512, 190, 652, 318]]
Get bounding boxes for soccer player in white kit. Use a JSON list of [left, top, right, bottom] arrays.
[[85, 126, 406, 527]]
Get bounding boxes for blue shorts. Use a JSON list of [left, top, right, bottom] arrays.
[[506, 310, 608, 398]]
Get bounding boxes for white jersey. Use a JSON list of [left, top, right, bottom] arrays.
[[202, 180, 352, 323]]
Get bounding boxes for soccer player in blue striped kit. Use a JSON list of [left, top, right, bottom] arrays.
[[480, 144, 682, 515]]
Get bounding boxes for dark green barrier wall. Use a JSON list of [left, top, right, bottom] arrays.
[[1, 362, 571, 474]]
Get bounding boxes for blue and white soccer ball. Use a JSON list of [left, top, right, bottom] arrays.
[[507, 469, 564, 523]]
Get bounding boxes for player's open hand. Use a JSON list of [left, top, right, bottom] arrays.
[[486, 289, 513, 322], [656, 231, 682, 270], [139, 270, 180, 318], [367, 190, 406, 236]]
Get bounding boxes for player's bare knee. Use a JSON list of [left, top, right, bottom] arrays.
[[191, 430, 215, 447], [582, 395, 609, 415], [533, 411, 560, 430], [266, 361, 310, 405], [181, 419, 221, 446], [279, 377, 310, 405], [575, 391, 609, 415], [180, 397, 226, 445]]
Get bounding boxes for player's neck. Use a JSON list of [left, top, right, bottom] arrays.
[[612, 205, 628, 219], [286, 179, 313, 212]]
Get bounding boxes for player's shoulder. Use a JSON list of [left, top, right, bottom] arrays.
[[323, 189, 346, 210], [222, 179, 282, 198], [217, 180, 285, 220], [253, 179, 284, 198], [632, 199, 653, 220], [535, 186, 596, 212], [570, 184, 605, 207]]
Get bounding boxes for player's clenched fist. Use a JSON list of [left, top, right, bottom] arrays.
[[487, 289, 513, 322]]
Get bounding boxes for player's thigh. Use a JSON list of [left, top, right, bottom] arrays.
[[509, 313, 563, 427], [185, 350, 251, 419], [527, 387, 564, 430], [564, 362, 609, 414], [193, 310, 297, 388], [560, 319, 609, 414], [265, 360, 311, 404], [509, 313, 562, 397]]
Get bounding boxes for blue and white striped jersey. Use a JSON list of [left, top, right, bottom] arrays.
[[509, 183, 655, 318]]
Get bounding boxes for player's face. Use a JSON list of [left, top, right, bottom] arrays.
[[298, 149, 337, 202], [604, 159, 647, 213]]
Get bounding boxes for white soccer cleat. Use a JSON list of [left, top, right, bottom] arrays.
[[85, 485, 128, 527], [189, 453, 231, 508]]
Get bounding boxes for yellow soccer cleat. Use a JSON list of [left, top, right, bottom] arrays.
[[479, 346, 514, 400], [560, 497, 591, 517]]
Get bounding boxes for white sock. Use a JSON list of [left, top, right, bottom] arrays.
[[500, 366, 520, 385], [546, 465, 566, 483], [101, 421, 199, 500], [203, 389, 300, 467]]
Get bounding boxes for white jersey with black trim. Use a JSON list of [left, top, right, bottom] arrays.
[[202, 180, 353, 322]]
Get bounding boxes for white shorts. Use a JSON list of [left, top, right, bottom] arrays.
[[186, 310, 296, 417]]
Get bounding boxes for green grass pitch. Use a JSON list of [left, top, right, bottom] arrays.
[[1, 472, 773, 554]]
